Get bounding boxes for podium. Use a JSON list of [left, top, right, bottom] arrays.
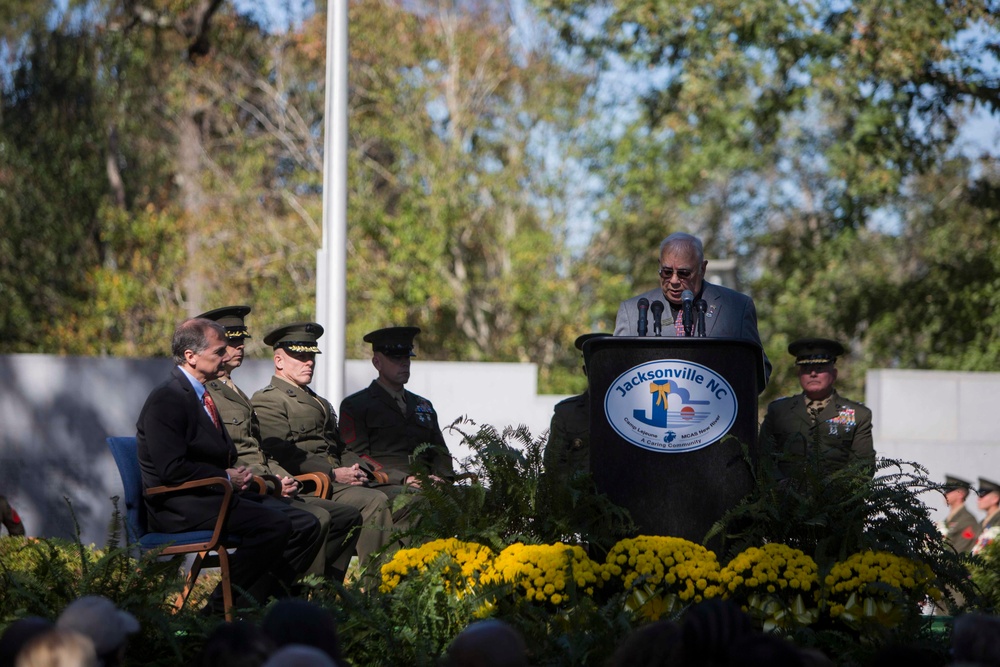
[[583, 336, 764, 550]]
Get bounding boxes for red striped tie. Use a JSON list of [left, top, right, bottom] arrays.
[[203, 392, 222, 431], [675, 310, 686, 336]]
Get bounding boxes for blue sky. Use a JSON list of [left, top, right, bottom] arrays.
[[232, 0, 315, 32]]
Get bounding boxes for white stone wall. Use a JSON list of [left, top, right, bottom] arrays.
[[0, 354, 566, 545], [867, 368, 1000, 524], [3, 355, 989, 546]]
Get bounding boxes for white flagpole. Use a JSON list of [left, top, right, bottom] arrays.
[[316, 0, 348, 405]]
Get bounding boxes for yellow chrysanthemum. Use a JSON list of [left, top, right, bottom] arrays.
[[719, 543, 819, 631], [490, 542, 605, 607], [605, 536, 722, 620], [819, 550, 938, 630], [379, 538, 494, 595]]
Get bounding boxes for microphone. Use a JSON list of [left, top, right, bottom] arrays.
[[637, 298, 649, 336], [681, 290, 694, 337], [650, 300, 664, 336], [695, 299, 708, 337]]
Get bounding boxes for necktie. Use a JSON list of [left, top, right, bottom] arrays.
[[808, 405, 820, 426], [674, 308, 686, 337], [807, 399, 828, 426], [203, 392, 222, 431]]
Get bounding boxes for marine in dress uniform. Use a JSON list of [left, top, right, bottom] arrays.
[[251, 321, 398, 571], [978, 477, 1000, 531], [542, 333, 609, 480], [198, 306, 362, 580], [339, 327, 455, 487], [933, 474, 982, 614], [758, 338, 875, 483], [940, 474, 981, 555], [0, 495, 26, 536]]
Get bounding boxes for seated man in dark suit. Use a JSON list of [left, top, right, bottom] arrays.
[[136, 317, 327, 612]]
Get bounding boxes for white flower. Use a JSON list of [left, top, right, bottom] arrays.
[[972, 526, 1000, 556]]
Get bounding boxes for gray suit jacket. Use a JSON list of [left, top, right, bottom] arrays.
[[613, 282, 771, 387]]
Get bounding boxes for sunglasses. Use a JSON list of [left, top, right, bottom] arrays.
[[658, 267, 695, 280]]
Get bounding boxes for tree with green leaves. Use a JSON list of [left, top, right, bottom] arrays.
[[2, 1, 607, 394], [1, 19, 107, 353], [341, 1, 600, 391], [533, 0, 1000, 398]]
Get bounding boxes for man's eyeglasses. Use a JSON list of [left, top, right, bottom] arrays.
[[659, 267, 694, 280]]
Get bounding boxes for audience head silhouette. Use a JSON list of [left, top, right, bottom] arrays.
[[441, 620, 528, 667], [261, 600, 343, 664], [56, 596, 138, 667]]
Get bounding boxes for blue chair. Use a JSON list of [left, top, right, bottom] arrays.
[[106, 436, 238, 620]]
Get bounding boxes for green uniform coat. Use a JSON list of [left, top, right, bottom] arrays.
[[339, 381, 454, 485], [207, 377, 366, 576], [543, 391, 590, 479], [945, 505, 982, 555], [207, 378, 293, 479], [252, 375, 368, 475], [250, 375, 398, 569], [759, 390, 875, 480]]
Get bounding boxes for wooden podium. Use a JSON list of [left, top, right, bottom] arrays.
[[583, 336, 765, 550]]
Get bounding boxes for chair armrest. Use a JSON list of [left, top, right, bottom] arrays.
[[252, 474, 283, 497], [250, 475, 267, 494], [295, 472, 331, 499], [145, 477, 234, 548], [145, 476, 234, 497]]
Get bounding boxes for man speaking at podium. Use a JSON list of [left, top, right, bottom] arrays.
[[613, 231, 771, 387]]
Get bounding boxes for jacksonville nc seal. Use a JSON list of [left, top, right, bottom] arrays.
[[604, 359, 738, 453]]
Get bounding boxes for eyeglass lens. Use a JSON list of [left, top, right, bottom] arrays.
[[659, 267, 693, 279]]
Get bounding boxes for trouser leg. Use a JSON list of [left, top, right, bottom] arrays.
[[197, 493, 292, 610], [329, 485, 395, 572], [259, 495, 324, 587], [300, 496, 362, 580], [292, 498, 332, 577], [375, 484, 419, 548]]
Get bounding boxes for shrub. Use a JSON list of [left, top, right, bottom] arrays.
[[379, 538, 495, 595], [818, 549, 941, 649], [970, 537, 1000, 612], [0, 500, 221, 667], [398, 420, 635, 553]]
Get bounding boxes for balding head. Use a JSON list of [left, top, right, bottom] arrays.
[[442, 620, 528, 667]]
